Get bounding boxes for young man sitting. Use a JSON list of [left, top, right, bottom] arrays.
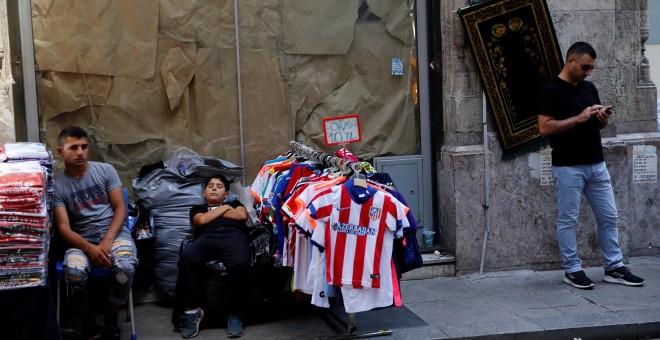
[[53, 126, 137, 339], [175, 174, 250, 338]]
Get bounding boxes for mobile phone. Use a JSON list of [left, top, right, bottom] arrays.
[[602, 105, 614, 113]]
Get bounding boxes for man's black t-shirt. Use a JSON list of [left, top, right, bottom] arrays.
[[189, 199, 247, 233], [538, 76, 604, 166]]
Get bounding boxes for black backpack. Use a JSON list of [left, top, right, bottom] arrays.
[[248, 220, 279, 271]]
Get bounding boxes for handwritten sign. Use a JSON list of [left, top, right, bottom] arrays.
[[323, 114, 362, 146]]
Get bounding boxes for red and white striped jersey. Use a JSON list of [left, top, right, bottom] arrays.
[[309, 179, 409, 289]]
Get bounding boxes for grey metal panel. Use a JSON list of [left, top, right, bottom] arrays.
[[373, 155, 423, 226]]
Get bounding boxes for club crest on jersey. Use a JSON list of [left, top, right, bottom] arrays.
[[369, 207, 381, 221]]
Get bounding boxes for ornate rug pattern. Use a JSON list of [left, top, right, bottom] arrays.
[[458, 0, 563, 158]]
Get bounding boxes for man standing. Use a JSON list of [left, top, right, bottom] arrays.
[[537, 41, 645, 290], [53, 126, 137, 339]]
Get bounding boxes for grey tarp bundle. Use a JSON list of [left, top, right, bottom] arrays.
[[132, 148, 248, 296]]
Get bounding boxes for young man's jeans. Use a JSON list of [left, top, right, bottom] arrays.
[[63, 228, 137, 306], [552, 162, 623, 273]]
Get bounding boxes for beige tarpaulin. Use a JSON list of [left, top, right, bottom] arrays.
[[32, 0, 159, 79], [368, 0, 415, 46], [33, 0, 418, 185], [161, 45, 196, 111], [283, 0, 359, 55], [37, 72, 111, 122]]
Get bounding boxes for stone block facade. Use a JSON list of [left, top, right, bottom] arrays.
[[439, 0, 659, 273]]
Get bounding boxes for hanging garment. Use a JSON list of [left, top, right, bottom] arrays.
[[307, 178, 410, 289]]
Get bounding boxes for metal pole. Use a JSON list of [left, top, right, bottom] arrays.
[[415, 0, 434, 232], [17, 0, 39, 142], [479, 91, 490, 275], [233, 0, 246, 185]]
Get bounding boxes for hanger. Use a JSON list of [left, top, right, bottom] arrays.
[[350, 163, 368, 188], [353, 177, 368, 188]]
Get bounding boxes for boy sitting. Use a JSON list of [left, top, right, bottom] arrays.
[[175, 174, 250, 338]]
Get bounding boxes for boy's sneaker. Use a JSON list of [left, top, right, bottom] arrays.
[[180, 308, 204, 338], [563, 270, 595, 289], [227, 315, 243, 338], [603, 266, 645, 286]]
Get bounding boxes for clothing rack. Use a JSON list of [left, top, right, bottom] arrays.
[[288, 141, 362, 174], [288, 140, 391, 339]]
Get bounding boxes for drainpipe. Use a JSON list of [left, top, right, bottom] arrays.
[[479, 91, 491, 275]]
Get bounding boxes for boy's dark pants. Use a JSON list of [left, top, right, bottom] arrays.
[[175, 227, 250, 317]]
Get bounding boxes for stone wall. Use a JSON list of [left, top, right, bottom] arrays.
[[0, 0, 14, 143], [439, 0, 660, 274]]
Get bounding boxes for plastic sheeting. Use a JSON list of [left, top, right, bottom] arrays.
[[132, 148, 254, 296]]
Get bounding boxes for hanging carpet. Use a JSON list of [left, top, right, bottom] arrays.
[[458, 0, 563, 158]]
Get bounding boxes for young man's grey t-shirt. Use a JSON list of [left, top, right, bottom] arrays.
[[53, 161, 122, 236]]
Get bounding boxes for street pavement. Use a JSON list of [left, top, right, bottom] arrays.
[[113, 255, 660, 339]]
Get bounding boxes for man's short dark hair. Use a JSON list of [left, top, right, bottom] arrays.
[[566, 41, 596, 60], [206, 174, 230, 191], [58, 126, 88, 146]]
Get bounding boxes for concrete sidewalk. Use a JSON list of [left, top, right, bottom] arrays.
[[123, 255, 660, 339], [400, 255, 660, 339]]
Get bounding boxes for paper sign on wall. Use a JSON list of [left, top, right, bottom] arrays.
[[391, 58, 404, 75], [323, 114, 362, 146], [632, 145, 657, 183], [528, 149, 552, 186]]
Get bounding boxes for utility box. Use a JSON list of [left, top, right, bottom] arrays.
[[372, 155, 424, 228]]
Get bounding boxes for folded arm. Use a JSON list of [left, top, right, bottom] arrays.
[[192, 204, 248, 228]]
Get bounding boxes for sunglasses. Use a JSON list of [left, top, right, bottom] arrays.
[[572, 58, 596, 71]]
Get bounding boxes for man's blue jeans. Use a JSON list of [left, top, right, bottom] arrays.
[[552, 162, 623, 273], [63, 228, 137, 306]]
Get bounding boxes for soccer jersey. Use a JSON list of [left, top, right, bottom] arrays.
[[340, 259, 402, 313], [308, 243, 332, 307], [249, 157, 295, 206], [283, 175, 346, 285], [283, 175, 346, 232], [308, 178, 409, 289]]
